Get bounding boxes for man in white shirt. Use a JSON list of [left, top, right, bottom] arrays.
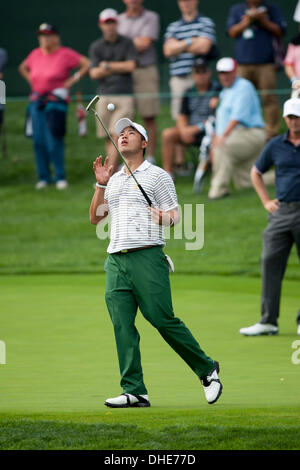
[[89, 117, 223, 407]]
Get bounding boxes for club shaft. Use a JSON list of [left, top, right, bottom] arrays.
[[93, 109, 152, 206]]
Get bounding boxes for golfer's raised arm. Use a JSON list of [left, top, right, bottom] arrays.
[[89, 156, 112, 225]]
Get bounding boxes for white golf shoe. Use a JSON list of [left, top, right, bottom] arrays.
[[239, 322, 278, 336], [105, 393, 150, 408], [35, 180, 48, 190], [200, 361, 223, 405], [56, 180, 68, 190], [297, 324, 300, 336]]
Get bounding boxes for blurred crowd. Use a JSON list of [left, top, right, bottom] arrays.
[[1, 0, 300, 194]]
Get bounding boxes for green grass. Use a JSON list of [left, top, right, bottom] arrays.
[[1, 102, 299, 278], [0, 101, 299, 450], [0, 274, 300, 449]]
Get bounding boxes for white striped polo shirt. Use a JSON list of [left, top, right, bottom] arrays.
[[104, 161, 178, 253], [164, 14, 216, 76]]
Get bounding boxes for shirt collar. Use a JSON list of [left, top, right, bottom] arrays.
[[120, 159, 151, 175]]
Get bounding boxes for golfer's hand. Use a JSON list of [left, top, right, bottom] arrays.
[[93, 156, 113, 185], [264, 198, 279, 214], [149, 207, 173, 226]]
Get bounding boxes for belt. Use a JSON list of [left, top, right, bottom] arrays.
[[114, 245, 158, 255], [279, 201, 300, 208]]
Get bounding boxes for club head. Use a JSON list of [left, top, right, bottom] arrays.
[[86, 95, 100, 112]]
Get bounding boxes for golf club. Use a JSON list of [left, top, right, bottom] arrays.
[[86, 95, 152, 206]]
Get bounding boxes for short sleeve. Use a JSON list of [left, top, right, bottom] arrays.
[[64, 47, 82, 69], [142, 12, 160, 41], [89, 41, 102, 67], [153, 172, 178, 211], [125, 38, 138, 62], [180, 94, 190, 116], [226, 5, 242, 32], [230, 81, 256, 123], [254, 140, 275, 174], [25, 49, 37, 69], [164, 22, 176, 42]]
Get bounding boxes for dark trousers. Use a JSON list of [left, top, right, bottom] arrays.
[[31, 101, 66, 183], [260, 202, 300, 325]]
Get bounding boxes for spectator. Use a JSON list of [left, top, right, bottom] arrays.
[[208, 57, 266, 200], [227, 0, 286, 140], [89, 8, 137, 173], [161, 58, 220, 187], [0, 48, 7, 131], [240, 98, 300, 337], [19, 23, 90, 190], [284, 32, 300, 86], [163, 0, 216, 170], [118, 0, 160, 164]]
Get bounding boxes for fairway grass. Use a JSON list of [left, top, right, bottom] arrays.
[[1, 274, 299, 450]]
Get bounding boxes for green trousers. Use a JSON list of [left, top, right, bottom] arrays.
[[104, 246, 214, 395]]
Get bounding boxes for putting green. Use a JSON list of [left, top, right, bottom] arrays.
[[1, 273, 299, 414]]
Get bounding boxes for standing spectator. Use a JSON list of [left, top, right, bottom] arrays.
[[227, 0, 286, 140], [0, 48, 7, 131], [118, 0, 160, 164], [208, 57, 266, 200], [240, 98, 300, 337], [89, 8, 137, 173], [161, 58, 220, 181], [19, 23, 90, 190], [163, 0, 216, 169], [284, 31, 300, 86]]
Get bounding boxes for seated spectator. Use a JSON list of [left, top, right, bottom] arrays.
[[227, 0, 286, 140], [89, 8, 137, 173], [162, 58, 220, 190], [208, 57, 266, 200], [163, 0, 216, 173]]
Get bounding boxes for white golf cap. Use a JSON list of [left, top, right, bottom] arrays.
[[216, 57, 237, 73], [283, 98, 300, 117], [115, 118, 148, 141], [99, 8, 118, 23]]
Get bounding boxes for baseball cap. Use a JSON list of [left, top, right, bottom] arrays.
[[283, 98, 300, 117], [193, 57, 209, 70], [216, 57, 237, 73], [99, 8, 118, 23], [36, 23, 59, 35], [115, 118, 148, 142]]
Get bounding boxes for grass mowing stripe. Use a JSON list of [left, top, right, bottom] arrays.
[[1, 418, 300, 450]]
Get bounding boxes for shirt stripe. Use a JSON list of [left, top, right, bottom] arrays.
[[104, 161, 178, 253], [165, 15, 216, 76]]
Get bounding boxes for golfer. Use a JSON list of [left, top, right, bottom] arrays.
[[89, 118, 223, 407]]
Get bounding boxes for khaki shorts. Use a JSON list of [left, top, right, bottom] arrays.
[[133, 65, 160, 118], [95, 96, 135, 138], [169, 74, 195, 121]]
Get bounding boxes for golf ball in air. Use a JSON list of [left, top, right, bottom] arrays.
[[107, 103, 115, 111]]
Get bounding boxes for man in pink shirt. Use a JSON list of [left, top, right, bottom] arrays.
[[19, 23, 90, 189]]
